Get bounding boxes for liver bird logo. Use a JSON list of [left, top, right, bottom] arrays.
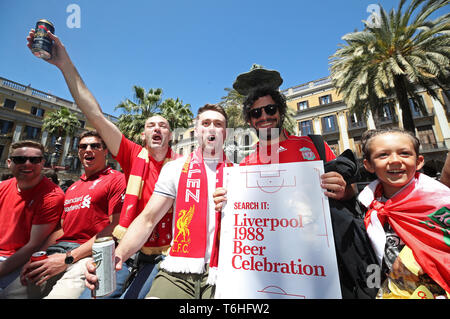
[[175, 205, 195, 243]]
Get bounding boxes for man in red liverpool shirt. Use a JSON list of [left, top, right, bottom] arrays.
[[1, 131, 126, 298], [27, 30, 178, 298], [214, 86, 350, 203], [214, 70, 373, 299], [0, 140, 64, 292]]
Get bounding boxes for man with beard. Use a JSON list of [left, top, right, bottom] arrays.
[[1, 131, 126, 298], [239, 86, 349, 199], [231, 66, 346, 195], [0, 141, 64, 292], [215, 69, 378, 299], [26, 29, 177, 298]]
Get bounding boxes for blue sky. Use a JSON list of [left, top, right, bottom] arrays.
[[1, 0, 446, 117]]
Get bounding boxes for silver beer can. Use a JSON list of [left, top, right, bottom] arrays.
[[92, 237, 116, 297]]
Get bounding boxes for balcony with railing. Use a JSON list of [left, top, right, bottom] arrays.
[[1, 76, 119, 123], [411, 105, 435, 127], [1, 77, 76, 110], [282, 77, 332, 97], [321, 115, 340, 140], [346, 113, 367, 137]]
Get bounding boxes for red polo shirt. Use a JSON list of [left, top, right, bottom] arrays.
[[57, 167, 125, 244]]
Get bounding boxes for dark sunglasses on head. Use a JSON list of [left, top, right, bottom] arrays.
[[248, 104, 278, 119], [78, 143, 103, 150], [10, 156, 43, 164]]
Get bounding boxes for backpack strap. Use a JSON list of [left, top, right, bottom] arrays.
[[308, 134, 327, 163]]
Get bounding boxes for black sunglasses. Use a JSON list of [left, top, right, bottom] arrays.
[[78, 143, 103, 150], [10, 156, 43, 164], [248, 104, 278, 119]]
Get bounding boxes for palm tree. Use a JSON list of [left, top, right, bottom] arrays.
[[115, 86, 163, 144], [219, 88, 247, 129], [115, 112, 149, 144], [329, 0, 450, 133], [159, 98, 193, 130], [42, 106, 81, 138]]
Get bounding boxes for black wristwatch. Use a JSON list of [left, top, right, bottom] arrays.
[[64, 250, 74, 265]]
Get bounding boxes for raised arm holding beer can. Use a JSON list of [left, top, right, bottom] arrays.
[[27, 29, 179, 299]]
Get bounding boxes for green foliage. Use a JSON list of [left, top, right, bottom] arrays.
[[159, 98, 193, 130], [115, 86, 163, 143], [115, 86, 193, 144], [42, 106, 81, 138]]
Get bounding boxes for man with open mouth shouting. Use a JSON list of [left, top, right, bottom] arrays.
[[87, 104, 233, 299], [27, 30, 178, 299]]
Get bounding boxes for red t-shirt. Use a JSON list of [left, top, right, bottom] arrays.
[[241, 133, 336, 165], [114, 135, 177, 215], [0, 177, 64, 257], [57, 167, 126, 244]]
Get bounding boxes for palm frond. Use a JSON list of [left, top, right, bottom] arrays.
[[329, 0, 449, 132]]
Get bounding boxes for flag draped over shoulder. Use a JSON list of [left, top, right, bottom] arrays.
[[359, 172, 450, 293]]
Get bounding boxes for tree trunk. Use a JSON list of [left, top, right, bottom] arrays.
[[393, 75, 416, 133]]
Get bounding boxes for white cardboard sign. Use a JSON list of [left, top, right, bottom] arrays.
[[215, 161, 342, 299]]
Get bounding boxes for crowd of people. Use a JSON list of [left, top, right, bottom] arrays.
[[0, 29, 449, 300]]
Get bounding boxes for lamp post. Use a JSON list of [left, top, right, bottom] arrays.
[[50, 136, 63, 168]]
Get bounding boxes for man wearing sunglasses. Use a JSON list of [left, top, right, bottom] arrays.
[[27, 31, 178, 299], [214, 71, 376, 299], [1, 131, 126, 298], [0, 140, 64, 292], [239, 87, 349, 199]]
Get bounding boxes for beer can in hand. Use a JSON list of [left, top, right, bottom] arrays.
[[31, 19, 55, 60], [30, 251, 48, 262], [92, 237, 116, 297], [27, 251, 48, 284]]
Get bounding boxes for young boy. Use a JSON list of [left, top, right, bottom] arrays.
[[358, 128, 450, 299]]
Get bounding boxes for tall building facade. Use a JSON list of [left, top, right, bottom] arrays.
[[0, 76, 119, 179], [282, 76, 450, 177]]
